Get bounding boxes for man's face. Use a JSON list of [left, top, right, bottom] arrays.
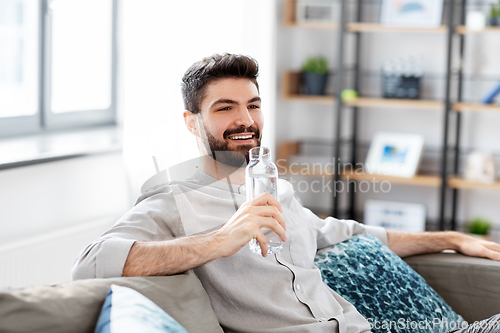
[[196, 78, 263, 167]]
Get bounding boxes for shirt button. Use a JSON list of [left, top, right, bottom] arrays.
[[296, 284, 300, 290]]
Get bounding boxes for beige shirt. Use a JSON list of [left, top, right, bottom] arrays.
[[73, 169, 387, 333]]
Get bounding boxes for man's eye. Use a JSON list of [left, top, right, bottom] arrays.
[[218, 107, 231, 111], [248, 105, 260, 109]]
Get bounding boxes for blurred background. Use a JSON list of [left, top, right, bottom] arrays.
[[1, 0, 499, 290]]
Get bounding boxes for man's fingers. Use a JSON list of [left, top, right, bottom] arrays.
[[247, 193, 283, 213], [254, 216, 287, 242], [483, 243, 500, 261], [254, 232, 269, 257], [245, 206, 286, 231], [484, 241, 500, 252]]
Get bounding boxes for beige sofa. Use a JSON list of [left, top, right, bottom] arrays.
[[0, 252, 499, 333]]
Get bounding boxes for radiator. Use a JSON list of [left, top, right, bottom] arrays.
[[0, 217, 116, 290]]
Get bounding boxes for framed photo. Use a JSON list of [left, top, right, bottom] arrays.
[[365, 132, 424, 178], [380, 0, 444, 27], [296, 1, 336, 23], [364, 200, 426, 232]]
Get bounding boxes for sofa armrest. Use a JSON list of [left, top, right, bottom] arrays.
[[404, 252, 500, 323]]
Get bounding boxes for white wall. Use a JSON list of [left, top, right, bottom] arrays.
[[0, 153, 130, 288], [120, 0, 278, 198], [275, 1, 500, 229]]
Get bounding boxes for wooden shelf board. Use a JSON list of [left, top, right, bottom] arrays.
[[283, 94, 336, 104], [344, 97, 444, 110], [448, 177, 500, 190], [282, 166, 441, 187], [453, 102, 500, 113], [456, 26, 500, 34], [282, 70, 335, 104], [343, 170, 442, 187], [347, 23, 447, 34], [288, 22, 338, 30]]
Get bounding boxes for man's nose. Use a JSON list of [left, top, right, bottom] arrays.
[[234, 108, 254, 127]]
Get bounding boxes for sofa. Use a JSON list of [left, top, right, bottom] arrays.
[[1, 252, 499, 333]]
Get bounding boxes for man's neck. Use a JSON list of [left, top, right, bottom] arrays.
[[200, 155, 246, 185]]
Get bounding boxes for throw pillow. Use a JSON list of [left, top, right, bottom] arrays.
[[94, 285, 188, 333], [314, 235, 466, 333]]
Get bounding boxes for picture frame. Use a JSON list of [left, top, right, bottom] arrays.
[[296, 1, 336, 23], [365, 132, 424, 178], [364, 200, 426, 232], [380, 0, 444, 27]]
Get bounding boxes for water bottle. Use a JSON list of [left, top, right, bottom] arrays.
[[246, 147, 283, 255]]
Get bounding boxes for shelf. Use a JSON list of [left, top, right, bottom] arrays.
[[284, 94, 336, 104], [448, 176, 500, 190], [343, 170, 442, 187], [455, 26, 500, 34], [344, 97, 444, 110], [286, 21, 338, 30], [282, 71, 336, 104], [282, 165, 441, 187], [283, 0, 338, 30], [346, 23, 447, 34], [452, 102, 500, 113]]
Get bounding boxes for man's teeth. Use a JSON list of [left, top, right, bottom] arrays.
[[230, 135, 253, 140]]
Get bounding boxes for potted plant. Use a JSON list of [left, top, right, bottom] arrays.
[[488, 3, 500, 26], [301, 56, 329, 95], [466, 217, 492, 240]]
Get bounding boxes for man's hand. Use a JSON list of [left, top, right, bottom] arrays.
[[123, 193, 287, 277], [387, 230, 500, 261], [213, 192, 287, 258], [453, 232, 500, 261]]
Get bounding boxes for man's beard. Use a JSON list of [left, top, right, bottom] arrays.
[[201, 124, 261, 168]]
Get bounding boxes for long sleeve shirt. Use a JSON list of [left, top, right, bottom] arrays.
[[72, 169, 388, 333]]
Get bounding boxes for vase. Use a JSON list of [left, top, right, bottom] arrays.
[[302, 73, 328, 95]]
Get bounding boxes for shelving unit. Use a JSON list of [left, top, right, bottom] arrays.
[[280, 0, 500, 229], [447, 6, 500, 228]]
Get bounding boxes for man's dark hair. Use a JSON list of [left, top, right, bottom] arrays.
[[181, 53, 259, 114]]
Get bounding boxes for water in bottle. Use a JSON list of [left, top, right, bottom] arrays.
[[246, 147, 283, 255]]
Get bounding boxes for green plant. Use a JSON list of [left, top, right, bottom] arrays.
[[301, 56, 329, 75], [490, 4, 500, 18], [466, 217, 492, 235]]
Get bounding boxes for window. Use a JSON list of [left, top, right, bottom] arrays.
[[0, 0, 117, 137]]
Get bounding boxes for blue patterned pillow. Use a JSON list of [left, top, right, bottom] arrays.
[[314, 235, 466, 333], [94, 284, 189, 333]]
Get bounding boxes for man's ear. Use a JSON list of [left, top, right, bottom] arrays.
[[183, 111, 200, 138]]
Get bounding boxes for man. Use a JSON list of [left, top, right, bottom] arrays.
[[73, 53, 500, 333]]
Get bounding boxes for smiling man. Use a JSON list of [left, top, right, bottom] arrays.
[[73, 54, 500, 333]]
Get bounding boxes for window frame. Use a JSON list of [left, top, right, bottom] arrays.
[[0, 0, 118, 138]]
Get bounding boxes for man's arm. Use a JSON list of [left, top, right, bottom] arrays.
[[123, 192, 287, 277], [387, 230, 500, 261]]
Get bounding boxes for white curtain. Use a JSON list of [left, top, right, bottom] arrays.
[[120, 0, 277, 201]]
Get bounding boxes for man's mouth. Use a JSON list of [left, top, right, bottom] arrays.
[[227, 133, 255, 143]]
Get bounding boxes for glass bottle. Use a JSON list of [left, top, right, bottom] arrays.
[[245, 147, 283, 255]]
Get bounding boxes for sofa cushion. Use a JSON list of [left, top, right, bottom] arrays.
[[0, 271, 223, 333], [314, 235, 466, 333], [94, 285, 188, 333], [404, 252, 500, 323]]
